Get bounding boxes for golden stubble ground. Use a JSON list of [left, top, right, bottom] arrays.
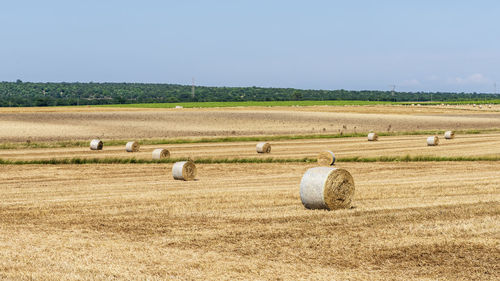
[[0, 105, 499, 141], [1, 133, 499, 161], [0, 162, 499, 280], [1, 105, 499, 280]]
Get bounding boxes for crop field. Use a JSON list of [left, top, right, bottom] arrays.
[[0, 104, 499, 142], [0, 105, 499, 280], [1, 133, 500, 162]]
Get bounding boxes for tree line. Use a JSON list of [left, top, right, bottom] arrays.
[[0, 81, 498, 107]]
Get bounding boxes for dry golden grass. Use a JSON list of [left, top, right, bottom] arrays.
[[1, 105, 499, 141], [1, 105, 499, 280], [2, 133, 499, 161], [0, 162, 498, 280]]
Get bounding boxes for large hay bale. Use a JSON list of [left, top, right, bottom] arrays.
[[256, 142, 271, 153], [300, 167, 355, 210], [125, 141, 140, 152], [152, 148, 170, 159], [444, 131, 455, 140], [317, 151, 336, 166], [90, 139, 103, 150], [367, 132, 378, 141], [427, 136, 439, 146], [172, 160, 197, 181]]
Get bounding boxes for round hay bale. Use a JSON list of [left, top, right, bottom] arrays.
[[152, 148, 170, 160], [172, 161, 197, 181], [256, 142, 271, 153], [90, 139, 103, 150], [125, 141, 140, 152], [300, 167, 355, 210], [427, 136, 439, 146], [444, 131, 455, 140], [367, 132, 378, 141], [317, 151, 335, 166]]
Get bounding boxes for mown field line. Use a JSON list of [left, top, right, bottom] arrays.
[[1, 155, 499, 165], [2, 128, 499, 150]]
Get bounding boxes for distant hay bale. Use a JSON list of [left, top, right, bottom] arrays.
[[172, 160, 197, 181], [256, 142, 271, 153], [90, 139, 103, 150], [125, 141, 140, 152], [152, 148, 170, 159], [367, 132, 378, 141], [427, 136, 439, 146], [317, 151, 335, 166], [175, 105, 183, 109], [300, 167, 355, 210], [444, 131, 455, 140]]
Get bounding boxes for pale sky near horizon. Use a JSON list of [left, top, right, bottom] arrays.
[[1, 0, 499, 93]]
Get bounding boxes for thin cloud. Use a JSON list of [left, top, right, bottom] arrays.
[[401, 79, 420, 86], [447, 73, 490, 84]]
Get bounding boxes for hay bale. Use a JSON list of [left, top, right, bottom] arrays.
[[256, 142, 271, 153], [367, 132, 378, 141], [300, 167, 355, 210], [90, 139, 103, 150], [427, 136, 439, 146], [152, 148, 170, 159], [444, 131, 455, 140], [317, 151, 335, 166], [125, 141, 140, 152], [172, 160, 197, 181]]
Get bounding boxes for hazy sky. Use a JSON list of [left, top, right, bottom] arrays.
[[1, 0, 499, 92]]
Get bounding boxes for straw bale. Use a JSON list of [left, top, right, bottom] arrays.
[[427, 136, 439, 146], [317, 151, 335, 166], [172, 161, 197, 181], [125, 141, 140, 152], [90, 139, 103, 150], [367, 132, 378, 141], [256, 142, 271, 153], [300, 167, 355, 210], [152, 148, 170, 159]]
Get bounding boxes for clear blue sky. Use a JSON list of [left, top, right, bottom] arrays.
[[1, 0, 499, 92]]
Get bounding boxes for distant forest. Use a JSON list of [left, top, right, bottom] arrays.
[[1, 81, 499, 107]]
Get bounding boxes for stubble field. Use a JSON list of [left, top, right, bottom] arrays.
[[0, 105, 499, 142], [0, 105, 499, 280]]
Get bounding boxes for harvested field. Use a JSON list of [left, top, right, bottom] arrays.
[[1, 106, 499, 142], [0, 162, 498, 280], [1, 105, 499, 280], [2, 133, 500, 161]]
